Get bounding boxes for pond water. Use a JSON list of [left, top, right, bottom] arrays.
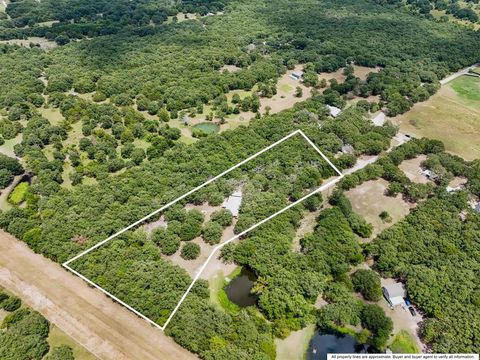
[[307, 332, 371, 360], [192, 122, 220, 134], [224, 268, 258, 307]]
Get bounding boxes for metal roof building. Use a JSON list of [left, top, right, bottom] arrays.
[[382, 282, 406, 307], [222, 190, 243, 217]]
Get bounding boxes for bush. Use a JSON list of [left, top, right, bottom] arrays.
[[361, 304, 393, 349], [304, 193, 323, 211], [351, 269, 382, 301], [0, 168, 14, 189], [2, 296, 21, 312], [45, 345, 75, 360], [152, 229, 180, 256], [0, 292, 9, 306], [181, 242, 201, 260], [202, 221, 223, 245], [379, 211, 392, 223], [210, 209, 233, 227]]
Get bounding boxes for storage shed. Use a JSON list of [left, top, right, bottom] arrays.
[[382, 282, 406, 307]]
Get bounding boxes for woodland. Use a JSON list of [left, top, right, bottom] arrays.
[[0, 0, 479, 358]]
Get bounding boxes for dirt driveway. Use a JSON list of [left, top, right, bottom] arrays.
[[0, 230, 196, 360]]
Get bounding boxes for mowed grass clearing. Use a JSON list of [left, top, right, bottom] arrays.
[[48, 325, 98, 360], [390, 330, 420, 354], [394, 75, 480, 160], [346, 179, 413, 238], [275, 324, 316, 360]]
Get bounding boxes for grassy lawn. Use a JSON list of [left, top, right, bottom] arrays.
[[275, 324, 315, 360], [0, 133, 22, 158], [61, 162, 73, 189], [39, 107, 65, 125], [8, 181, 28, 205], [180, 135, 197, 145], [450, 75, 480, 103], [278, 83, 293, 93], [394, 75, 480, 160], [390, 330, 420, 353], [209, 267, 242, 314], [346, 179, 412, 238], [48, 325, 98, 360], [225, 89, 253, 103]]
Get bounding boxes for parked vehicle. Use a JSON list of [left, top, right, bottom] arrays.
[[404, 298, 411, 306], [409, 306, 416, 316]]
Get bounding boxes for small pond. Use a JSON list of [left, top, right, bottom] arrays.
[[307, 332, 372, 360], [192, 122, 220, 134], [224, 268, 258, 307]]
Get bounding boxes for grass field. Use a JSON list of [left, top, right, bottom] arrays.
[[394, 75, 480, 160], [0, 133, 22, 158], [8, 181, 28, 205], [346, 179, 413, 238], [48, 325, 98, 360], [275, 324, 315, 360], [209, 267, 241, 314], [390, 330, 420, 353]]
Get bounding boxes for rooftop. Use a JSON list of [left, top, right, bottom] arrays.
[[326, 105, 342, 118]]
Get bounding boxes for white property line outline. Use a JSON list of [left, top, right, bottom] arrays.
[[63, 129, 344, 331]]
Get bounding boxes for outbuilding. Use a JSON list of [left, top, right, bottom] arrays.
[[290, 71, 303, 81], [382, 282, 406, 307], [326, 105, 342, 118], [222, 190, 243, 217]]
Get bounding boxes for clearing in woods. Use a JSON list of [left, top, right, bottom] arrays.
[[345, 179, 413, 239]]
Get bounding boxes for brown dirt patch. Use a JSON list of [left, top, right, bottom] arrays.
[[346, 179, 414, 238], [398, 155, 430, 184], [0, 37, 58, 50]]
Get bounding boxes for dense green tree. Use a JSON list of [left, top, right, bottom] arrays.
[[181, 242, 201, 260], [351, 269, 382, 301]]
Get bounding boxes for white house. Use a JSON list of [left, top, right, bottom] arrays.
[[326, 105, 342, 118]]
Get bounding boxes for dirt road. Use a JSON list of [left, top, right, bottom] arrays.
[[440, 63, 479, 85], [0, 230, 196, 360]]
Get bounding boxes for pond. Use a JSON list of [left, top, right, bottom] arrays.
[[192, 122, 220, 134], [224, 268, 258, 307], [307, 332, 371, 360]]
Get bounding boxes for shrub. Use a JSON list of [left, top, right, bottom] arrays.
[[202, 221, 223, 245], [152, 229, 180, 256], [2, 296, 21, 312], [210, 209, 233, 227], [0, 292, 9, 306], [351, 269, 382, 301], [45, 345, 75, 360], [379, 211, 392, 223], [181, 243, 201, 260], [304, 193, 323, 211], [361, 304, 393, 349]]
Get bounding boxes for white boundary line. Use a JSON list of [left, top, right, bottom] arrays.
[[62, 129, 343, 331]]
